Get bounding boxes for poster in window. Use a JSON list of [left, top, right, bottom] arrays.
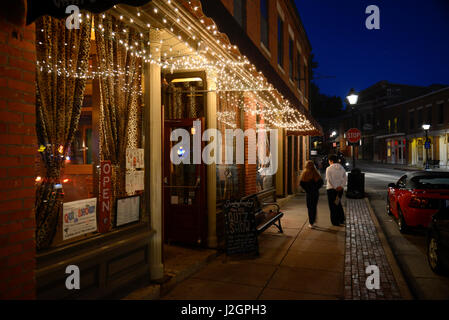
[[63, 198, 97, 240], [126, 148, 145, 169], [116, 195, 141, 227]]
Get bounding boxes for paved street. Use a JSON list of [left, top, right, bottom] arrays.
[[357, 161, 449, 299]]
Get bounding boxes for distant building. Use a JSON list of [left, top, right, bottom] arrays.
[[377, 87, 449, 167], [332, 81, 447, 162]]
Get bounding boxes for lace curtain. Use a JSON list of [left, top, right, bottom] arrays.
[[35, 15, 92, 250]]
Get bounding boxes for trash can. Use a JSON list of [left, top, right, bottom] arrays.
[[346, 168, 365, 199]]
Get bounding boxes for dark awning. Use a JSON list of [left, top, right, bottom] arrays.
[[26, 0, 151, 25], [199, 0, 322, 136]]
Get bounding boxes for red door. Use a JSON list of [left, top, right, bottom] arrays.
[[163, 118, 207, 246]]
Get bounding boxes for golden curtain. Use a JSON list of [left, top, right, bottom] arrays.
[[35, 15, 92, 250]]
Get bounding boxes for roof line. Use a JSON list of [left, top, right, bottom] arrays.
[[384, 86, 449, 109]]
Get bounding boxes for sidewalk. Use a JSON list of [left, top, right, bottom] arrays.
[[357, 159, 449, 172], [159, 191, 411, 300]]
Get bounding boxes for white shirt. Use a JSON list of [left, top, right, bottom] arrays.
[[326, 163, 347, 190]]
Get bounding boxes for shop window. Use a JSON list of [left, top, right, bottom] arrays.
[[256, 108, 276, 192], [216, 92, 244, 202], [260, 0, 269, 49], [233, 0, 246, 29], [387, 119, 391, 133], [35, 13, 145, 250], [277, 16, 284, 67], [394, 117, 398, 133]]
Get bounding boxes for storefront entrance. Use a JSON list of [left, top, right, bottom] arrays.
[[163, 118, 207, 245]]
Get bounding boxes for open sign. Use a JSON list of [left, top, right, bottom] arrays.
[[98, 160, 112, 233]]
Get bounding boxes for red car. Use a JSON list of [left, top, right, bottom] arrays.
[[387, 171, 449, 233]]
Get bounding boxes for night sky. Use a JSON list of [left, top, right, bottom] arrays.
[[294, 0, 449, 101]]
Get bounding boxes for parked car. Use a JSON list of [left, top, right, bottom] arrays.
[[427, 205, 449, 275], [387, 171, 449, 233], [320, 153, 350, 172]]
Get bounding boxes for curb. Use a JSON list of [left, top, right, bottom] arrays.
[[365, 194, 442, 299], [363, 197, 414, 300]]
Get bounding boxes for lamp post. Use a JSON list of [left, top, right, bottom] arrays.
[[346, 88, 359, 169], [422, 124, 431, 170]]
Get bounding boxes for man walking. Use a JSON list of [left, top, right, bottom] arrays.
[[326, 154, 347, 226]]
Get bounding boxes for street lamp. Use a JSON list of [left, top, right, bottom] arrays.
[[422, 124, 431, 170], [346, 88, 359, 169]]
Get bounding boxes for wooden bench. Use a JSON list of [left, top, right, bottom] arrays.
[[241, 190, 284, 235]]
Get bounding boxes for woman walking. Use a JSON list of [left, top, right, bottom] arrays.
[[300, 160, 324, 228]]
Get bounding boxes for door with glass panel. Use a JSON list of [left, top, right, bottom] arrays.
[[163, 118, 207, 245]]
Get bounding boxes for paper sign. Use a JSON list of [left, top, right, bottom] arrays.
[[126, 149, 144, 169], [116, 195, 140, 227], [63, 198, 97, 240]]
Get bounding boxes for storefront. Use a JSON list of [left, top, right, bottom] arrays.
[[0, 0, 321, 299]]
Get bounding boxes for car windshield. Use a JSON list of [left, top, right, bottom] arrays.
[[411, 176, 449, 189]]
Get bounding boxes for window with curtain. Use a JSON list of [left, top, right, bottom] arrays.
[[260, 0, 269, 49], [35, 12, 145, 250]]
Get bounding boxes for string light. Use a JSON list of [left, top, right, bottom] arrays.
[[35, 3, 318, 134]]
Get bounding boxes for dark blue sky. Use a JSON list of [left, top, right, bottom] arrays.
[[294, 0, 449, 100]]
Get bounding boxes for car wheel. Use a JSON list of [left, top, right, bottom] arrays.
[[397, 207, 408, 233], [386, 196, 393, 216], [427, 233, 446, 275]]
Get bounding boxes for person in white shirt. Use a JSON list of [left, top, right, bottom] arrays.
[[325, 154, 347, 226]]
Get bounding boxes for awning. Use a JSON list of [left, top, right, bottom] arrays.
[[375, 133, 406, 139], [26, 0, 152, 24]]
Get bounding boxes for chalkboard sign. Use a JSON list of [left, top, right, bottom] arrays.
[[223, 200, 259, 256]]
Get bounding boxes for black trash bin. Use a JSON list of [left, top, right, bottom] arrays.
[[346, 168, 365, 199]]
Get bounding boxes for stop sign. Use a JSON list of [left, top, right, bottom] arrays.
[[346, 128, 361, 143]]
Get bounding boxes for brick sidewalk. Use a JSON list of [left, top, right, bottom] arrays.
[[344, 199, 402, 300]]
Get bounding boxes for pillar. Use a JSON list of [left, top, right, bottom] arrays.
[[206, 71, 217, 248], [276, 128, 285, 197], [146, 30, 164, 280]]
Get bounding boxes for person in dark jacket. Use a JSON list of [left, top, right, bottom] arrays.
[[300, 160, 324, 228]]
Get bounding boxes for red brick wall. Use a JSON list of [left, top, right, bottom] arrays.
[[220, 0, 311, 108], [0, 19, 36, 300]]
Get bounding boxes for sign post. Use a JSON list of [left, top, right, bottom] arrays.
[[346, 128, 361, 169]]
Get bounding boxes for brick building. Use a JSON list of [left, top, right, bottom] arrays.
[[0, 0, 321, 299], [377, 87, 449, 166], [332, 81, 445, 162]]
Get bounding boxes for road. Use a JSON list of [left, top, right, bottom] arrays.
[[355, 161, 449, 299], [356, 162, 428, 255]]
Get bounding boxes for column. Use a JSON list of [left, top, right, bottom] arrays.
[[276, 128, 284, 197], [206, 71, 217, 248], [146, 30, 164, 280]]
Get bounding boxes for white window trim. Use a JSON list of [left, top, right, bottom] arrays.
[[277, 1, 285, 21], [260, 42, 271, 58]]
